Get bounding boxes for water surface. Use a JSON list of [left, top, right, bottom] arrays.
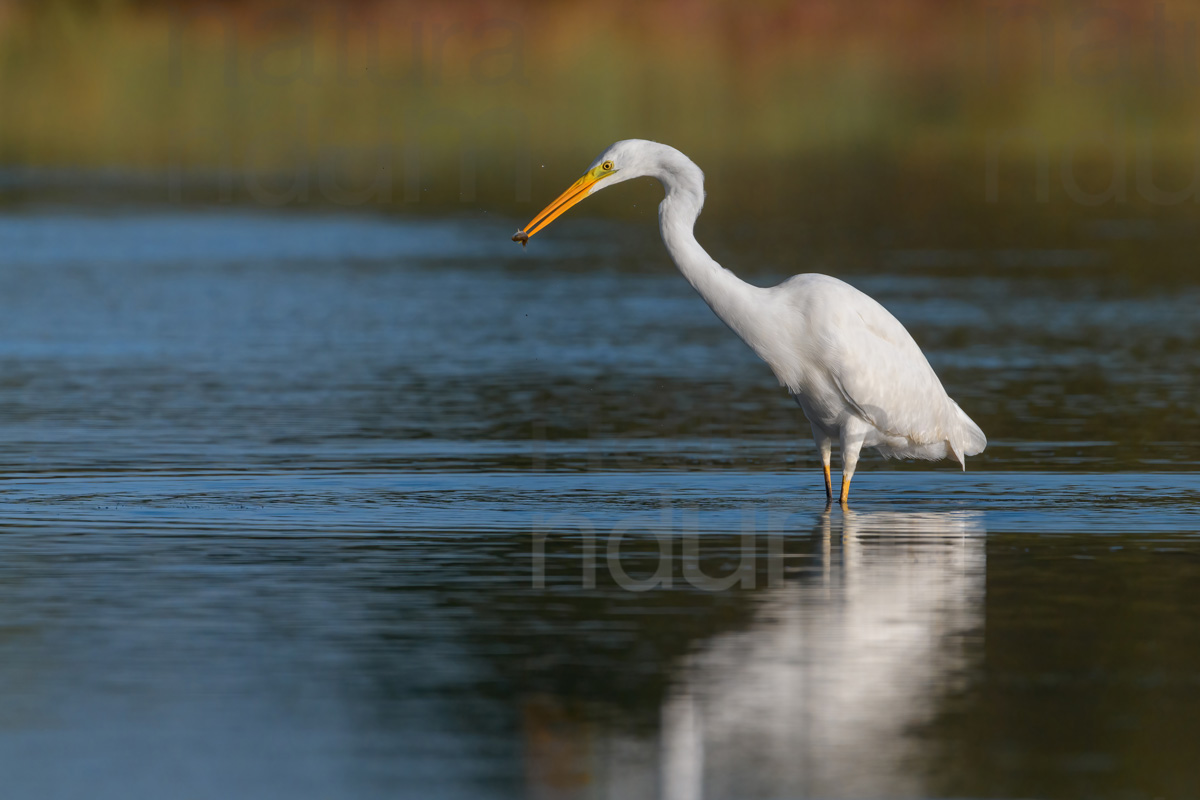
[[1, 210, 1198, 799]]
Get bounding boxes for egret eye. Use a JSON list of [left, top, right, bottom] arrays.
[[602, 160, 614, 171]]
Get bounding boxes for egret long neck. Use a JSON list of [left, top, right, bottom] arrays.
[[658, 185, 773, 356]]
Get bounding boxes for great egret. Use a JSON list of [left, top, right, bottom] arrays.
[[513, 140, 986, 503]]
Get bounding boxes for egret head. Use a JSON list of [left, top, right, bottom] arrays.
[[512, 139, 667, 245]]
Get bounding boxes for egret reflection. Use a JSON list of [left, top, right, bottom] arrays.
[[524, 508, 986, 800]]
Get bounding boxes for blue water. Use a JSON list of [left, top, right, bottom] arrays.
[[1, 210, 1199, 799]]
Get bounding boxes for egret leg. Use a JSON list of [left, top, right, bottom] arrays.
[[812, 427, 833, 501], [839, 431, 865, 505]]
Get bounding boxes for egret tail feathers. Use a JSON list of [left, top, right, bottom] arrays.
[[949, 402, 987, 469]]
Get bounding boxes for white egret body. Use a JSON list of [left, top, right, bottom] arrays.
[[514, 140, 986, 502]]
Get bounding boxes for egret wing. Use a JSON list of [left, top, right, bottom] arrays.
[[816, 280, 958, 446]]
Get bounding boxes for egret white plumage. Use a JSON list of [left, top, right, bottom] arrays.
[[513, 140, 986, 503]]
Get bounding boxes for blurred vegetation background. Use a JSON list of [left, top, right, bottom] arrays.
[[2, 0, 1200, 278]]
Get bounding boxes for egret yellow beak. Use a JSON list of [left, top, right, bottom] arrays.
[[512, 165, 613, 246]]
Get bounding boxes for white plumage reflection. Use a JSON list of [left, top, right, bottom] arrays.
[[514, 140, 986, 502]]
